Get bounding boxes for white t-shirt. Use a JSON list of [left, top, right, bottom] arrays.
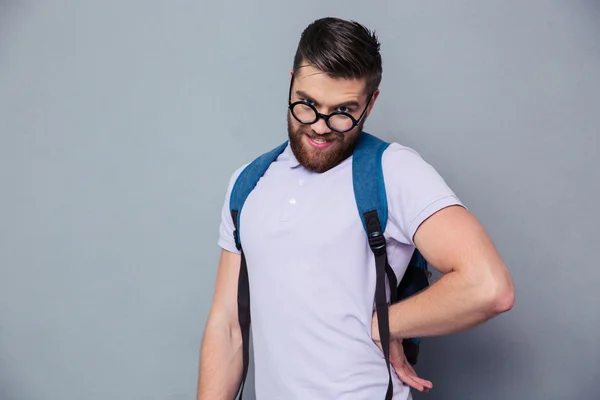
[[218, 140, 463, 399]]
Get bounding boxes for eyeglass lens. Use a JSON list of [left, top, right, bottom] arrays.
[[290, 103, 355, 132]]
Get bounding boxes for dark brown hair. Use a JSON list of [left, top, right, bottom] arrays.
[[293, 17, 382, 95]]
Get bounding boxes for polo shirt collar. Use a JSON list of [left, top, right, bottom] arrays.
[[284, 142, 301, 168]]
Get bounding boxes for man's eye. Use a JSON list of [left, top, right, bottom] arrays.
[[338, 106, 349, 113]]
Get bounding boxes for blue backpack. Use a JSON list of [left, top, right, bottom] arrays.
[[229, 132, 431, 400]]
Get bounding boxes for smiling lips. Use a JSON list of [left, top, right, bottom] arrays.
[[306, 134, 335, 149]]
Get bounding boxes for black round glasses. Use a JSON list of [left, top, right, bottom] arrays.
[[287, 74, 373, 134]]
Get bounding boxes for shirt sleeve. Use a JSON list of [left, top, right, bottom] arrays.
[[217, 164, 248, 254], [382, 142, 465, 246]]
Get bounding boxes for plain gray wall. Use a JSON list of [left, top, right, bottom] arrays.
[[1, 1, 598, 399]]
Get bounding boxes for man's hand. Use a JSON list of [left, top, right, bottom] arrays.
[[372, 314, 433, 393]]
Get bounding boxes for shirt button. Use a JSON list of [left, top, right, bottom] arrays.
[[289, 198, 296, 205]]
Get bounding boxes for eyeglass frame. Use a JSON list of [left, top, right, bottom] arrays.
[[287, 73, 374, 134]]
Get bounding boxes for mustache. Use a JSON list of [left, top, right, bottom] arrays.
[[300, 129, 343, 142]]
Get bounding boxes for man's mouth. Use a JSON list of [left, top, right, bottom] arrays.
[[306, 135, 335, 149]]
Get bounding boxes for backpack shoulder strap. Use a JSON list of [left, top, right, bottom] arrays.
[[352, 132, 391, 234], [230, 140, 289, 249], [353, 132, 431, 373], [352, 132, 396, 400], [229, 140, 288, 400]]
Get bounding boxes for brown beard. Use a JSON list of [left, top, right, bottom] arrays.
[[287, 114, 364, 173]]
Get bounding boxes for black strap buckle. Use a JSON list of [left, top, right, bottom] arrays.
[[231, 210, 242, 251], [233, 229, 242, 251], [368, 230, 386, 255]]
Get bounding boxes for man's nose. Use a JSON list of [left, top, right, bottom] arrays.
[[310, 117, 331, 135]]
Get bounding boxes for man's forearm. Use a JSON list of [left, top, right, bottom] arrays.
[[387, 270, 514, 340], [197, 321, 243, 400]]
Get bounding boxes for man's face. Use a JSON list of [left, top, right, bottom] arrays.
[[287, 65, 378, 173]]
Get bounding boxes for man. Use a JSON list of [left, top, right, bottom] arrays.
[[197, 17, 515, 400]]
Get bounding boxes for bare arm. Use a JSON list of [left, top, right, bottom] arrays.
[[375, 205, 515, 340], [197, 249, 243, 400]]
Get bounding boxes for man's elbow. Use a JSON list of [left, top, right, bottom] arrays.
[[479, 272, 515, 315], [490, 281, 515, 314]]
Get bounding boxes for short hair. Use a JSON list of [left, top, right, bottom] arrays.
[[293, 17, 382, 95]]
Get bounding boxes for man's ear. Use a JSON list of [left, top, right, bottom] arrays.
[[366, 89, 380, 117]]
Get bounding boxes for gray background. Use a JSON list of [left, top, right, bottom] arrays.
[[1, 1, 598, 399]]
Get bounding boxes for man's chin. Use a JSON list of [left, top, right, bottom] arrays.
[[287, 127, 359, 173], [297, 143, 347, 173]]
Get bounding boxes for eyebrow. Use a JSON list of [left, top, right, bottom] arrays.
[[295, 90, 361, 109]]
